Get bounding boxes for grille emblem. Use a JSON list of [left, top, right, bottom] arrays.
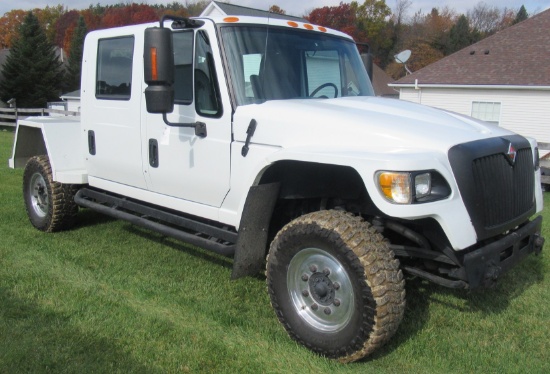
[[506, 143, 517, 165]]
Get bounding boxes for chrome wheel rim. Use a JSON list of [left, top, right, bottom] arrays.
[[287, 247, 355, 332], [29, 172, 49, 218]]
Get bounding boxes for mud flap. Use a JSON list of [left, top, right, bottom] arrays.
[[231, 183, 280, 279]]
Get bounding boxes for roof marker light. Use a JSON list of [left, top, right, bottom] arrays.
[[224, 17, 240, 23], [318, 26, 327, 32], [287, 21, 299, 28], [304, 24, 314, 30]]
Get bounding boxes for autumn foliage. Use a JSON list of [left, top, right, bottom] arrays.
[[0, 2, 209, 54]]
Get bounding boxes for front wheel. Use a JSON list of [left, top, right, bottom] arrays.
[[266, 210, 405, 362], [23, 155, 78, 232]]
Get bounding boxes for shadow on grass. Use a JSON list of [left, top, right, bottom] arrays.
[[358, 252, 545, 363], [0, 287, 156, 373], [73, 208, 117, 229]]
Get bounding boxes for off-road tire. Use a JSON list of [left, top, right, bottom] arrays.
[[266, 210, 405, 362], [23, 155, 79, 232]]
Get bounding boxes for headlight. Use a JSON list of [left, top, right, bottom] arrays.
[[375, 170, 450, 204]]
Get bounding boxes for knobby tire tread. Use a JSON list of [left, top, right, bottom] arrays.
[[23, 155, 78, 232], [266, 210, 405, 362]]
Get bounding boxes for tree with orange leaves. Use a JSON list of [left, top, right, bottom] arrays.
[[0, 10, 27, 48]]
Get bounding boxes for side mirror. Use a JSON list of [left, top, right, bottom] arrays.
[[144, 26, 174, 113], [361, 53, 374, 83]]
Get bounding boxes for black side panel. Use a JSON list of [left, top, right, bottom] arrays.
[[449, 135, 535, 240], [231, 183, 280, 279]]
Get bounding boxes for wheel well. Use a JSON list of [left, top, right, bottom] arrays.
[[258, 160, 381, 242], [12, 126, 47, 168], [259, 160, 365, 200]]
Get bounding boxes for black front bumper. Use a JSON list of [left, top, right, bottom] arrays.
[[455, 216, 544, 289]]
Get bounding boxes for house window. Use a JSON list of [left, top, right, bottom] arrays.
[[471, 101, 501, 125]]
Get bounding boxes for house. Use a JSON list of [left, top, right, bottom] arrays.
[[390, 9, 550, 153], [200, 1, 307, 22]]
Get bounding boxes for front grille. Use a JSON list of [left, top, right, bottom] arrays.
[[449, 135, 536, 240], [472, 148, 534, 229]]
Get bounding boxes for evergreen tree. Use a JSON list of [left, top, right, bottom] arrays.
[[448, 15, 471, 54], [513, 5, 528, 25], [0, 12, 64, 108], [66, 16, 87, 92]]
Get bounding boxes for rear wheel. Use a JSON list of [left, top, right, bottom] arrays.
[[23, 155, 78, 232], [266, 210, 405, 362]]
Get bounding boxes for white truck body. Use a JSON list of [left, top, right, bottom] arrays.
[[9, 15, 545, 361]]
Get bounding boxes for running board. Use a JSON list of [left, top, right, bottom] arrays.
[[74, 188, 236, 257]]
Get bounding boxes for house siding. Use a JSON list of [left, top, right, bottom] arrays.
[[399, 87, 550, 146]]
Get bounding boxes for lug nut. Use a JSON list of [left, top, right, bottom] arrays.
[[309, 264, 317, 272], [301, 274, 309, 281], [323, 268, 331, 276], [333, 299, 341, 307], [311, 303, 318, 311], [324, 307, 332, 315], [302, 290, 309, 297], [333, 282, 340, 290]]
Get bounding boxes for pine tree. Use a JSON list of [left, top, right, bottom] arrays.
[[0, 12, 64, 108], [448, 15, 472, 54], [66, 16, 87, 92], [513, 5, 528, 25]]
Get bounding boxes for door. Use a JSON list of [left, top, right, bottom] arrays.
[[142, 25, 232, 207]]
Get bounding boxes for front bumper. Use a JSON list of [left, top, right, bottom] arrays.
[[453, 216, 544, 289]]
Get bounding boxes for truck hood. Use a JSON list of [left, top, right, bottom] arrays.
[[233, 96, 515, 153]]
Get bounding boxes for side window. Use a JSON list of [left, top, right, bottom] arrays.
[[173, 31, 194, 104], [96, 36, 134, 99], [194, 30, 222, 117], [305, 50, 341, 98]]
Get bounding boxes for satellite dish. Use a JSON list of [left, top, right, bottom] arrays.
[[394, 49, 411, 64], [394, 49, 412, 75]]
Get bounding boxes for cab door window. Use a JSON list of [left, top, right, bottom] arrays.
[[194, 30, 222, 117]]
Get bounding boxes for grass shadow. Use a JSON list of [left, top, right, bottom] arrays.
[[0, 287, 157, 373]]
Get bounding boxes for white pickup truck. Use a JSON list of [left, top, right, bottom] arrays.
[[9, 15, 545, 362]]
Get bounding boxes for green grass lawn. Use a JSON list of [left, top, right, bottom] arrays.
[[1, 128, 549, 373]]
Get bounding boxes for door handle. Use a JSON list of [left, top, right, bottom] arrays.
[[149, 139, 159, 168]]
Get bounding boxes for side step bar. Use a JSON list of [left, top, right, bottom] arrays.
[[74, 188, 236, 257]]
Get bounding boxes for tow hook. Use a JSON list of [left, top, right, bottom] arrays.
[[534, 235, 545, 255]]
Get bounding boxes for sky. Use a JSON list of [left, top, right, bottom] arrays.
[[1, 0, 549, 19]]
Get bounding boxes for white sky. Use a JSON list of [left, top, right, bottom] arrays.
[[1, 0, 549, 19]]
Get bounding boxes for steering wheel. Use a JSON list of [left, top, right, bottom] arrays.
[[309, 82, 338, 98]]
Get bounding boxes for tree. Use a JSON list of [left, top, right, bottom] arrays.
[[0, 10, 27, 48], [269, 5, 286, 15], [448, 14, 471, 54], [513, 5, 528, 24], [0, 12, 64, 107], [306, 2, 367, 46], [35, 5, 66, 44], [66, 16, 87, 92], [467, 2, 501, 35]]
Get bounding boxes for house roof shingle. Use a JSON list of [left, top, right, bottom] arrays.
[[393, 8, 550, 87]]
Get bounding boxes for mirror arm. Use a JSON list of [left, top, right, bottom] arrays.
[[162, 113, 207, 138]]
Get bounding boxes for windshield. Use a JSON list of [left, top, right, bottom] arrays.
[[220, 25, 374, 106]]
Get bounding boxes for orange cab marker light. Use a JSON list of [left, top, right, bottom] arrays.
[[287, 21, 299, 28], [150, 47, 158, 81], [304, 24, 314, 30], [224, 16, 240, 23], [318, 26, 327, 32]]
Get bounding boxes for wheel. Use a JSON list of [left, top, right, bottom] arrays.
[[266, 210, 405, 362], [23, 155, 79, 232], [310, 82, 338, 98]]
